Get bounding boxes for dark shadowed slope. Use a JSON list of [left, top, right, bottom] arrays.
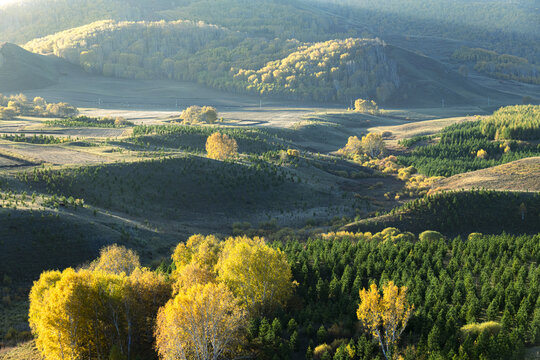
[[386, 45, 520, 107], [0, 43, 82, 92]]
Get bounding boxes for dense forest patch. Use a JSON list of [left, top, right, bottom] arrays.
[[344, 190, 540, 235], [398, 105, 540, 176]]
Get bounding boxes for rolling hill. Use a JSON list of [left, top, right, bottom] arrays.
[[20, 20, 512, 107], [0, 42, 82, 92]]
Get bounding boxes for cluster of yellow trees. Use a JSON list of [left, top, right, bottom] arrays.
[[30, 236, 295, 360], [179, 105, 219, 124], [339, 134, 445, 198], [354, 98, 379, 115], [339, 132, 386, 159], [206, 132, 238, 160], [235, 38, 399, 102], [0, 93, 78, 119], [29, 245, 170, 360]]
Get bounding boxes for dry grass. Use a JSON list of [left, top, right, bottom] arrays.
[[0, 341, 42, 360], [435, 157, 540, 192]]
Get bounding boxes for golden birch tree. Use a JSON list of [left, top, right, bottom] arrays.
[[89, 244, 140, 275], [356, 281, 414, 360], [216, 236, 294, 314], [205, 133, 238, 160], [155, 282, 246, 360], [361, 132, 385, 158]]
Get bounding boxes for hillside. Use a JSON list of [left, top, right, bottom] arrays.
[[0, 43, 64, 92], [342, 190, 540, 235], [434, 157, 540, 192], [21, 20, 510, 106]]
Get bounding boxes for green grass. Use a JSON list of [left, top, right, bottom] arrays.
[[128, 124, 291, 154], [46, 115, 133, 128], [17, 156, 335, 220], [0, 208, 117, 280]]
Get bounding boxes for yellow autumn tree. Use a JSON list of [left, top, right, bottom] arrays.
[[172, 234, 221, 271], [338, 135, 363, 156], [354, 98, 379, 114], [356, 281, 414, 360], [361, 132, 385, 158], [172, 262, 216, 295], [180, 105, 218, 124], [206, 132, 238, 160], [476, 149, 488, 159], [216, 236, 294, 314], [29, 251, 170, 360], [89, 244, 140, 275], [155, 282, 246, 360]]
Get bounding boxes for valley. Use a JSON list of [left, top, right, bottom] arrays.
[[0, 0, 539, 359]]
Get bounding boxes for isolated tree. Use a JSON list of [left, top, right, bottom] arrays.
[[216, 236, 294, 314], [0, 107, 17, 119], [355, 99, 379, 114], [361, 133, 385, 158], [180, 105, 218, 124], [201, 106, 218, 124], [155, 282, 246, 360], [206, 132, 238, 160], [46, 102, 79, 117], [180, 105, 203, 124], [476, 149, 488, 159], [357, 281, 414, 360], [90, 244, 140, 275]]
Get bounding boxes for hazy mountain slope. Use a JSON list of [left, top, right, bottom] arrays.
[[308, 0, 539, 36], [304, 0, 540, 62], [385, 45, 515, 106], [0, 43, 65, 92], [1, 0, 537, 63], [0, 0, 359, 44], [0, 0, 181, 44]]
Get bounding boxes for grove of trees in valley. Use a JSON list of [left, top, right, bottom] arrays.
[[0, 93, 79, 119]]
